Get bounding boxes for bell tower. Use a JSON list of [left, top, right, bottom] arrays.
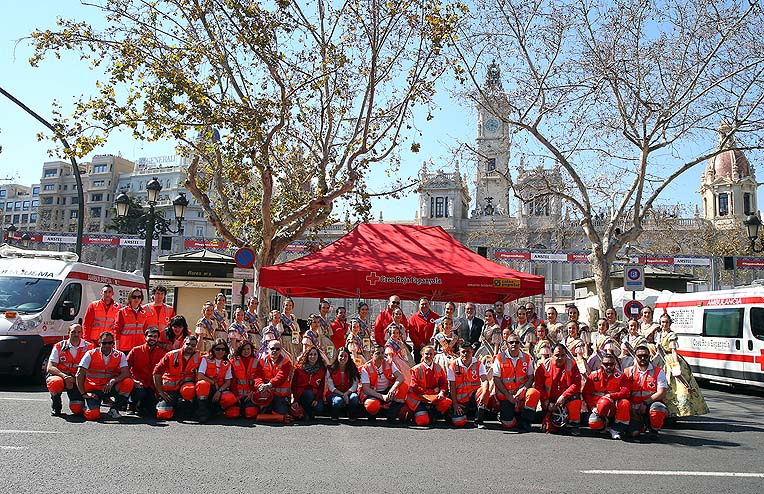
[[473, 61, 511, 218]]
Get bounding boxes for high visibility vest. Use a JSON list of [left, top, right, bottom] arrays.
[[496, 352, 532, 396], [87, 300, 119, 341], [52, 340, 88, 376], [144, 303, 174, 330], [231, 357, 256, 399], [405, 362, 447, 410], [449, 359, 482, 404], [260, 355, 292, 397], [329, 367, 354, 395], [588, 369, 624, 397], [117, 306, 149, 352], [200, 356, 231, 387], [161, 350, 200, 390], [541, 358, 575, 399], [363, 360, 395, 391], [625, 366, 661, 404], [84, 349, 122, 390]]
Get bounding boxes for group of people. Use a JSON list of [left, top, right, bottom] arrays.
[[45, 286, 708, 439]]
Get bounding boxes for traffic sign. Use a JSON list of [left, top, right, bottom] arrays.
[[623, 264, 645, 291], [623, 299, 644, 319], [234, 247, 255, 268]]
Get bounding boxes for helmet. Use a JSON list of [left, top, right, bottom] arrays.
[[451, 413, 468, 427], [290, 402, 305, 420], [253, 388, 273, 407], [364, 399, 381, 415], [550, 405, 569, 428]]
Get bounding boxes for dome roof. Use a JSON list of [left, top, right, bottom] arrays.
[[706, 148, 751, 180]]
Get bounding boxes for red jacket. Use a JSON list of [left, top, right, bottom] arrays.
[[405, 362, 447, 409], [533, 358, 581, 404], [255, 354, 293, 397], [127, 343, 167, 391], [373, 309, 408, 346], [292, 366, 327, 401], [330, 319, 349, 350], [408, 310, 440, 350], [113, 305, 150, 352], [583, 368, 630, 409]]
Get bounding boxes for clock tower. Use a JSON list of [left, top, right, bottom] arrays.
[[474, 61, 511, 217]]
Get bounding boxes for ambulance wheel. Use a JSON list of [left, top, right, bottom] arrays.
[[33, 346, 52, 384]]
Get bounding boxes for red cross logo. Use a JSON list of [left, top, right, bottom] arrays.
[[366, 272, 380, 286], [755, 349, 764, 372]]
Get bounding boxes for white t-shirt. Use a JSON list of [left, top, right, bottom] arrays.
[[198, 358, 233, 380], [360, 361, 400, 391], [491, 350, 532, 378], [78, 350, 128, 370], [49, 339, 89, 364], [447, 357, 487, 381]]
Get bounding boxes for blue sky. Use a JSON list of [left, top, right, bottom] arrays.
[[0, 1, 745, 223]]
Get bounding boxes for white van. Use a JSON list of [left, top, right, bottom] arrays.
[[655, 287, 764, 388], [0, 245, 144, 380]]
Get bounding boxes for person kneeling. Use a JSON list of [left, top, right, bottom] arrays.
[[359, 345, 407, 422], [153, 336, 201, 421], [195, 339, 236, 422], [625, 344, 669, 439], [76, 331, 135, 421], [405, 345, 452, 427], [491, 332, 536, 432], [448, 343, 490, 428], [583, 353, 630, 440]]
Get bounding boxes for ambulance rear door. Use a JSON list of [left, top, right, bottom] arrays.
[[745, 306, 764, 385]]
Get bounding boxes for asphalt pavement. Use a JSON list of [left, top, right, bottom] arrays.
[[0, 380, 762, 493]]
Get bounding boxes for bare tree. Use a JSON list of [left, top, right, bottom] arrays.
[[451, 0, 764, 310], [29, 0, 464, 307]]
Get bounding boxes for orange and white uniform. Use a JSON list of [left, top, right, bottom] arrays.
[[83, 299, 120, 343], [113, 305, 150, 352], [583, 368, 630, 430], [624, 363, 669, 433]]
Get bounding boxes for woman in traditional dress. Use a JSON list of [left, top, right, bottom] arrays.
[[625, 318, 648, 350], [356, 302, 373, 342], [655, 313, 709, 418], [590, 318, 611, 352], [545, 307, 565, 343], [565, 320, 589, 374], [477, 309, 502, 358], [280, 297, 300, 359], [532, 322, 555, 362], [433, 316, 460, 369], [228, 307, 249, 354], [640, 305, 660, 343], [385, 322, 413, 383], [195, 302, 222, 353], [259, 310, 283, 358], [346, 318, 369, 367], [213, 293, 229, 330]]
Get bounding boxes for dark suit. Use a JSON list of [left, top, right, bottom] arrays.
[[456, 316, 484, 349]]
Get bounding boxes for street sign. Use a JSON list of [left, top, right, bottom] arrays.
[[623, 264, 645, 291], [233, 267, 254, 281], [234, 247, 255, 269], [623, 299, 644, 319]]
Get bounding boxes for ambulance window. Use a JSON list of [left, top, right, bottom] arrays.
[[703, 308, 743, 338], [751, 308, 764, 341], [52, 283, 82, 320]]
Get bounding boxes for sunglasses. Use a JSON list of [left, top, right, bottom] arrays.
[[602, 362, 615, 367], [213, 347, 226, 352], [270, 347, 282, 351], [101, 341, 115, 345], [636, 354, 650, 359], [508, 341, 521, 345], [391, 301, 400, 305]]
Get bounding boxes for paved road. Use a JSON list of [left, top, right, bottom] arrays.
[[0, 380, 762, 493]]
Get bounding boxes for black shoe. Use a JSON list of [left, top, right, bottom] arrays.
[[647, 429, 660, 440], [519, 421, 532, 433], [51, 407, 62, 416], [51, 395, 63, 416], [568, 426, 581, 437]]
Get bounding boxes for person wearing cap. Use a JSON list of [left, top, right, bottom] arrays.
[[359, 344, 406, 421], [583, 352, 630, 440], [404, 345, 452, 427], [46, 323, 90, 416], [76, 331, 135, 421], [491, 329, 537, 432], [625, 343, 669, 439], [153, 335, 201, 420], [126, 327, 167, 416], [448, 342, 489, 428], [527, 343, 582, 435]]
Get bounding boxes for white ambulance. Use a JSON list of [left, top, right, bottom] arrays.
[[0, 245, 144, 380], [655, 286, 764, 388]]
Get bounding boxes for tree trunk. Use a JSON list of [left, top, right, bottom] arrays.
[[590, 249, 614, 315]]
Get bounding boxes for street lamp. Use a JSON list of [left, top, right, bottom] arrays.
[[744, 214, 764, 253], [114, 177, 189, 289], [5, 224, 17, 245], [21, 233, 31, 249]]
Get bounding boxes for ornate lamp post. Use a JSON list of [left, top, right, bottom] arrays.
[[21, 233, 31, 249], [744, 214, 764, 253], [114, 177, 189, 288], [5, 224, 17, 245]]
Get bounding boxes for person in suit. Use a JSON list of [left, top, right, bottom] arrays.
[[455, 302, 483, 351]]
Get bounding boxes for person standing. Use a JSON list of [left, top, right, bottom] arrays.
[[545, 307, 564, 343], [213, 293, 229, 331], [46, 324, 90, 416], [144, 285, 175, 336], [409, 297, 440, 364], [126, 327, 167, 416], [493, 300, 513, 330], [374, 295, 407, 346], [330, 306, 350, 351], [512, 306, 536, 349], [113, 288, 149, 354], [605, 307, 626, 339], [455, 303, 483, 350], [196, 302, 222, 354], [76, 331, 135, 420], [525, 302, 543, 328], [244, 297, 261, 341], [228, 307, 250, 354], [83, 284, 120, 344]]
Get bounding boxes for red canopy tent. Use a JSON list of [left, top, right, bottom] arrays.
[[259, 223, 544, 303]]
